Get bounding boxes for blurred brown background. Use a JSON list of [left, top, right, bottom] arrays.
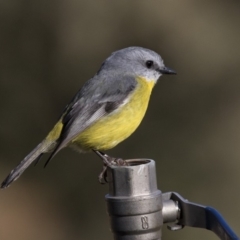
[[0, 1, 240, 239]]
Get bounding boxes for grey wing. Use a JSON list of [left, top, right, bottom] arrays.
[[45, 73, 137, 163]]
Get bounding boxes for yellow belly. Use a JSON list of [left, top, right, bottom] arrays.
[[72, 76, 155, 151]]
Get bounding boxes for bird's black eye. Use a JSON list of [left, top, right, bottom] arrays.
[[146, 60, 154, 69]]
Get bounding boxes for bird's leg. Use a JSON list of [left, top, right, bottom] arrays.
[[93, 150, 111, 183], [93, 150, 112, 167], [93, 150, 129, 184], [93, 150, 128, 166]]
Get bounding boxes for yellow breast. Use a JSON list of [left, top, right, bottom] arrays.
[[72, 76, 155, 151]]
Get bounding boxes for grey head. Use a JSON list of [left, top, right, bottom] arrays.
[[98, 47, 176, 83]]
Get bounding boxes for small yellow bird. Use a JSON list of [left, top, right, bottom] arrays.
[[1, 47, 176, 188]]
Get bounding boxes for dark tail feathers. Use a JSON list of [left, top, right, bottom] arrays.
[[1, 141, 51, 189]]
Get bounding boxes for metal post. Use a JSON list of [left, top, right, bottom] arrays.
[[105, 159, 162, 240]]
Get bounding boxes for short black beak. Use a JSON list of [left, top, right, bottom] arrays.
[[158, 66, 176, 75]]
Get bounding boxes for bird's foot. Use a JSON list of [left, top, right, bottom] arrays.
[[103, 153, 128, 167], [98, 164, 108, 184], [93, 150, 128, 184]]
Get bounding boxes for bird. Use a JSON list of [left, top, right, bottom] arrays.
[[1, 46, 176, 188]]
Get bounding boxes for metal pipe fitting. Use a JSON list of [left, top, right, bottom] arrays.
[[105, 159, 239, 240], [105, 159, 162, 240]]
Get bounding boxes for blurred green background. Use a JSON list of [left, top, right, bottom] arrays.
[[0, 1, 240, 239]]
